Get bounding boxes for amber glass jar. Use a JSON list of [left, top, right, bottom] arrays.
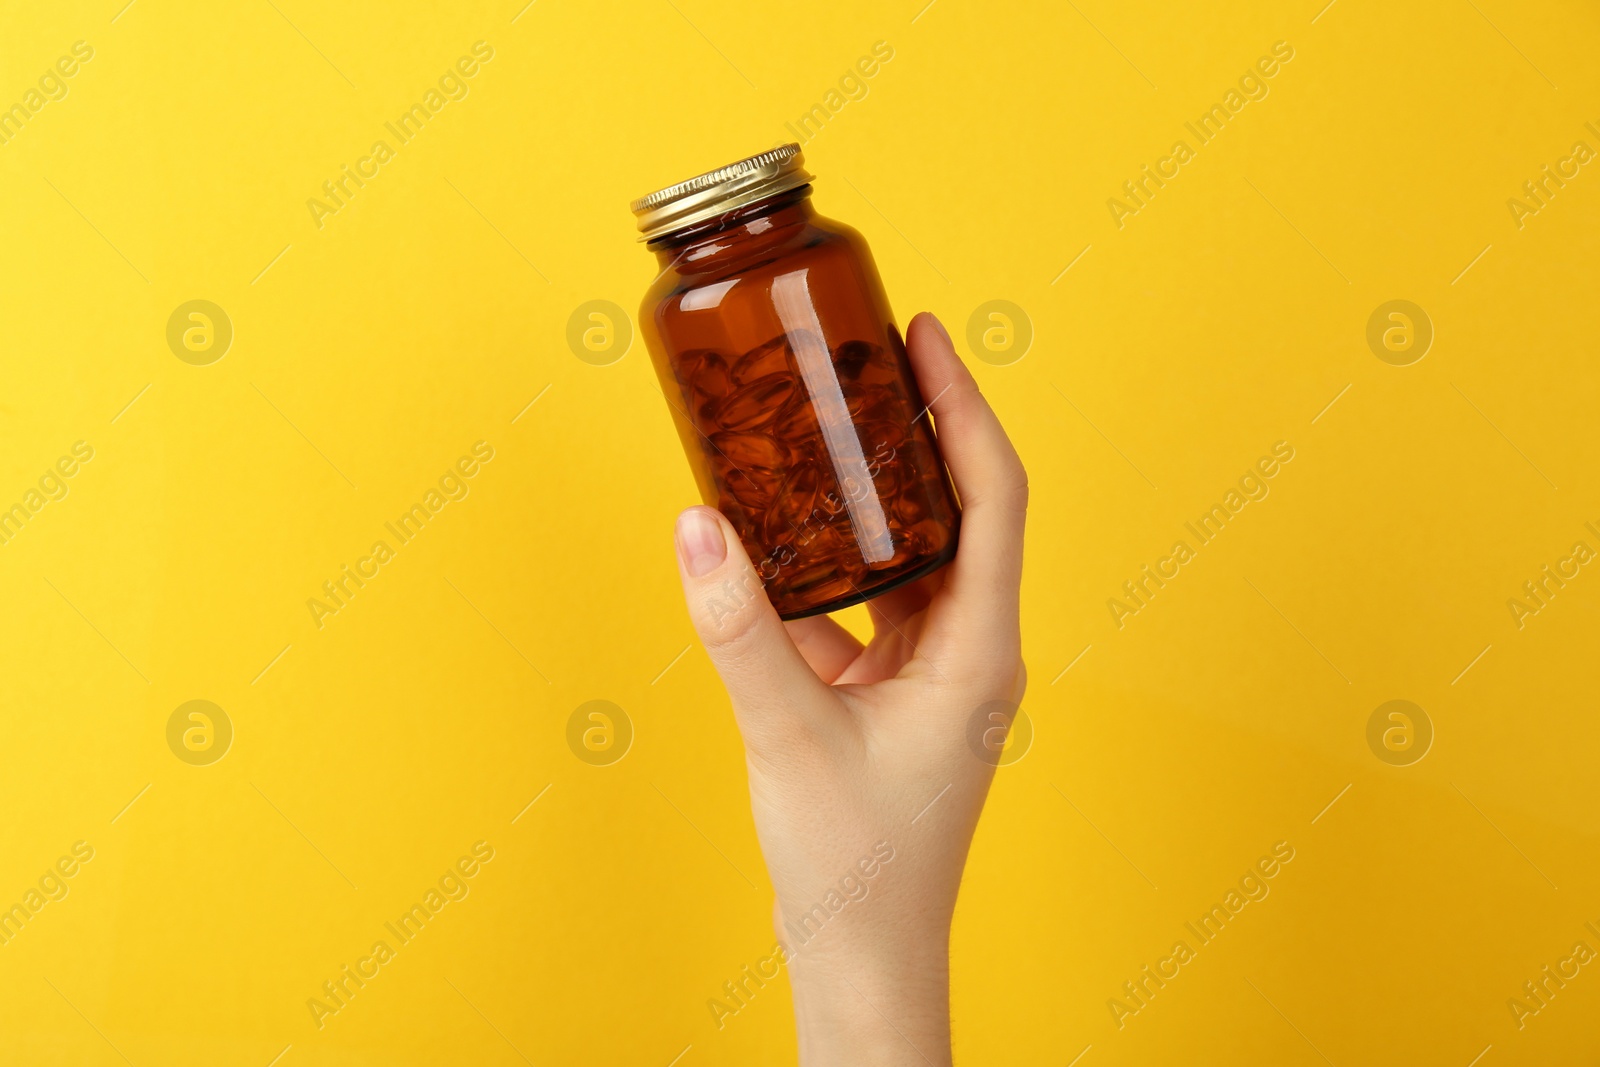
[[632, 144, 960, 619]]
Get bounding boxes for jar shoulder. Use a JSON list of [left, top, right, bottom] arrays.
[[640, 213, 872, 315]]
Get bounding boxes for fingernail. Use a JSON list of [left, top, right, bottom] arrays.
[[927, 313, 952, 347], [676, 507, 727, 578]]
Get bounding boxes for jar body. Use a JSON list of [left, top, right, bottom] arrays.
[[640, 191, 960, 619]]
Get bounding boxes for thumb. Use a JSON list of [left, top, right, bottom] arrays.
[[673, 506, 833, 743]]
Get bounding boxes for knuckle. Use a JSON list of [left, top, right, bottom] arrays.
[[947, 374, 985, 414], [999, 440, 1029, 498], [692, 565, 770, 652], [1006, 465, 1030, 512], [985, 460, 1028, 516]]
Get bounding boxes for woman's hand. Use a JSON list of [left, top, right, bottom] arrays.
[[672, 312, 1028, 1066]]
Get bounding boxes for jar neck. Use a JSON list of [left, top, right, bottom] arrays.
[[649, 186, 814, 272]]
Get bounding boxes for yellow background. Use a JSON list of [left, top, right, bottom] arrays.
[[2, 0, 1597, 1063]]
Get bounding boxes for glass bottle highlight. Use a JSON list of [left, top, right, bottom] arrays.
[[632, 144, 960, 619]]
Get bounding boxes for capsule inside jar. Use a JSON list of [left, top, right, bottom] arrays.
[[633, 144, 961, 619]]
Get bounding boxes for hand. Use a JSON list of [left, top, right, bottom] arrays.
[[672, 312, 1028, 1066]]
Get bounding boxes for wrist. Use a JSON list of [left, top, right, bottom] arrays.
[[788, 938, 952, 1067]]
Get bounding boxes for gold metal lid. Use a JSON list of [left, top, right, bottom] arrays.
[[630, 143, 813, 242]]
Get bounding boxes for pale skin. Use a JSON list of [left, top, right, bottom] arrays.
[[672, 312, 1028, 1065]]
